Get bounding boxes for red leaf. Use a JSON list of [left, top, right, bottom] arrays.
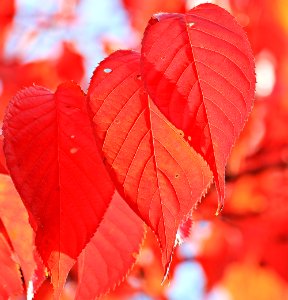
[[122, 0, 186, 34], [88, 50, 212, 273], [0, 59, 60, 121], [0, 0, 15, 54], [0, 174, 45, 293], [56, 42, 85, 83], [3, 82, 115, 294], [76, 192, 144, 299], [0, 225, 23, 298], [141, 3, 256, 212]]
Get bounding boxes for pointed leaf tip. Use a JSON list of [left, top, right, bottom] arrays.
[[88, 50, 213, 275]]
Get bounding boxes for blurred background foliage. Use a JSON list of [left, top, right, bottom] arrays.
[[1, 0, 288, 299]]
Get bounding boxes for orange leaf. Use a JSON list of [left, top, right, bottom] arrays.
[[88, 50, 212, 274], [0, 174, 45, 292], [0, 224, 23, 298]]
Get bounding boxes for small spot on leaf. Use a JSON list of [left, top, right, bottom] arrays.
[[70, 148, 78, 154], [104, 68, 112, 73]]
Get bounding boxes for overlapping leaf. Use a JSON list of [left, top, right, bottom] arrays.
[[76, 192, 144, 299], [0, 174, 45, 292], [3, 82, 115, 294], [0, 224, 23, 298], [141, 3, 256, 212], [88, 50, 213, 272], [56, 42, 85, 83]]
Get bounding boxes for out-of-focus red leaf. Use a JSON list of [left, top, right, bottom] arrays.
[[0, 59, 60, 121], [227, 102, 267, 176], [230, 0, 288, 60], [196, 168, 288, 287], [141, 3, 256, 212], [56, 42, 85, 83], [259, 94, 288, 154], [0, 132, 8, 174], [196, 220, 243, 289], [0, 0, 15, 54], [0, 0, 15, 28], [88, 50, 213, 274], [122, 0, 186, 34], [3, 82, 115, 295], [0, 230, 23, 298], [0, 48, 85, 122], [76, 192, 144, 299], [0, 174, 45, 292], [131, 230, 169, 298], [233, 170, 288, 282]]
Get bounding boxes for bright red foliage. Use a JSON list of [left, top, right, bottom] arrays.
[[88, 50, 213, 272], [141, 4, 255, 212], [0, 2, 265, 299], [3, 82, 115, 293]]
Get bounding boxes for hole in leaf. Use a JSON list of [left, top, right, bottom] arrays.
[[104, 68, 112, 73]]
